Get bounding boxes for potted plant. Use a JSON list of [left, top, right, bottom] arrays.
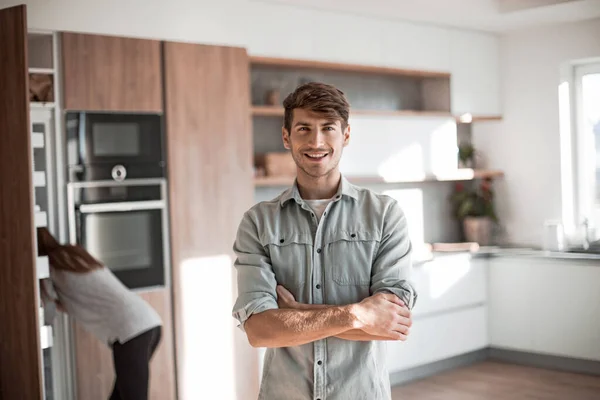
[[450, 178, 498, 245], [458, 143, 475, 169]]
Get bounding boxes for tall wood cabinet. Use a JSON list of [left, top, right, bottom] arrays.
[[163, 42, 256, 398], [0, 5, 44, 400], [60, 31, 176, 399], [61, 32, 162, 112]]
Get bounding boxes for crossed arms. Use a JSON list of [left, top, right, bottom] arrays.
[[232, 202, 417, 349]]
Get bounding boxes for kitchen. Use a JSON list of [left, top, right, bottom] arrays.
[[0, 1, 599, 399]]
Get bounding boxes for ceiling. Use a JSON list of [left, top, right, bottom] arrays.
[[257, 0, 600, 32]]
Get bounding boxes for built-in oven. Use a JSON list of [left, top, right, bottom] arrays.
[[67, 179, 169, 290], [66, 112, 165, 182]]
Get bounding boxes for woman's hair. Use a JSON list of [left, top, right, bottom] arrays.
[[37, 227, 103, 273]]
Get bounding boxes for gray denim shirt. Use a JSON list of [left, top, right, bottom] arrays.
[[232, 176, 417, 400]]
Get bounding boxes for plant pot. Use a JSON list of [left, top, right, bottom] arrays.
[[463, 216, 493, 246], [458, 159, 474, 169]]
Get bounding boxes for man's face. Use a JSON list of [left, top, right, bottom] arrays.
[[283, 108, 350, 179]]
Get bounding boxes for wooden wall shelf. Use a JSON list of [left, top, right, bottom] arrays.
[[469, 115, 503, 122], [29, 102, 55, 109], [250, 56, 450, 79], [28, 67, 54, 74], [254, 170, 505, 187], [252, 106, 285, 117], [251, 106, 502, 123], [251, 106, 453, 119]]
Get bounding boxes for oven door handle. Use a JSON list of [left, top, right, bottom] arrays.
[[78, 200, 166, 214]]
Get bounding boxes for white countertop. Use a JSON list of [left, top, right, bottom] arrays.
[[413, 245, 600, 265]]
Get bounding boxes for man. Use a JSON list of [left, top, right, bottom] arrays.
[[232, 82, 417, 400]]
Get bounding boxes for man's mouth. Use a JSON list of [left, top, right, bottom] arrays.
[[304, 152, 329, 160]]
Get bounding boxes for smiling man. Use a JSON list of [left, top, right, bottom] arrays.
[[232, 82, 417, 400]]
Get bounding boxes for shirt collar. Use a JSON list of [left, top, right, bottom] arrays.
[[279, 175, 359, 207]]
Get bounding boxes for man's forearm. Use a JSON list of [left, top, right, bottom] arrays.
[[244, 306, 357, 348], [294, 303, 396, 341], [336, 330, 394, 341]]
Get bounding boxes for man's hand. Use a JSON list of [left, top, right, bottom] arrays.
[[351, 293, 411, 340], [276, 285, 412, 341], [277, 285, 300, 309]]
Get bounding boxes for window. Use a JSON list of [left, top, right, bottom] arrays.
[[574, 63, 600, 235], [560, 61, 600, 242]]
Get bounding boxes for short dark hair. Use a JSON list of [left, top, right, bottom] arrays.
[[282, 82, 350, 133]]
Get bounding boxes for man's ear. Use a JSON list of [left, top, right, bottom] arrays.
[[343, 124, 351, 147], [282, 127, 291, 150]]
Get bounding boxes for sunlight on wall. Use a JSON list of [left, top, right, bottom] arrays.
[[180, 255, 236, 400], [558, 81, 575, 233], [382, 189, 424, 245], [429, 120, 458, 175], [340, 116, 457, 180], [427, 255, 471, 299], [377, 143, 427, 182]]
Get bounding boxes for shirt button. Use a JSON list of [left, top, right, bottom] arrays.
[[279, 238, 284, 243], [315, 284, 321, 289], [317, 360, 322, 365], [351, 233, 356, 238], [317, 248, 322, 253]]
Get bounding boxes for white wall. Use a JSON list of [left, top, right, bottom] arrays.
[[473, 18, 600, 248], [2, 0, 500, 75]]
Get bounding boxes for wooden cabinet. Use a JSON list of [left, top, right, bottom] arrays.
[[73, 288, 176, 400], [61, 32, 162, 112], [0, 5, 44, 400], [163, 42, 256, 399]]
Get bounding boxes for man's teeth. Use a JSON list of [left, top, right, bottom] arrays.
[[306, 153, 327, 158]]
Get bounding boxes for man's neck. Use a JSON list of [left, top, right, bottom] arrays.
[[296, 170, 341, 200]]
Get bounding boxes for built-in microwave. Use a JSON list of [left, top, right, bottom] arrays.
[[66, 112, 165, 182], [67, 179, 169, 290]]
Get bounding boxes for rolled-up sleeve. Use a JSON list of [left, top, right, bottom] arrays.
[[232, 211, 278, 332], [370, 201, 418, 310]]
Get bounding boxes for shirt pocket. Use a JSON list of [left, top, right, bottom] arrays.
[[263, 232, 313, 289], [326, 230, 380, 286]]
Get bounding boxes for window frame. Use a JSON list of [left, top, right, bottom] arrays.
[[573, 62, 600, 234]]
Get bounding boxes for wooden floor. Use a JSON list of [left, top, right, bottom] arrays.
[[391, 361, 600, 400]]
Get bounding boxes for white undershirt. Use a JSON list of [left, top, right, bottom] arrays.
[[305, 198, 334, 222]]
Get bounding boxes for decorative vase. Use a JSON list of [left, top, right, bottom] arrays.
[[265, 89, 280, 106], [463, 216, 493, 245]]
